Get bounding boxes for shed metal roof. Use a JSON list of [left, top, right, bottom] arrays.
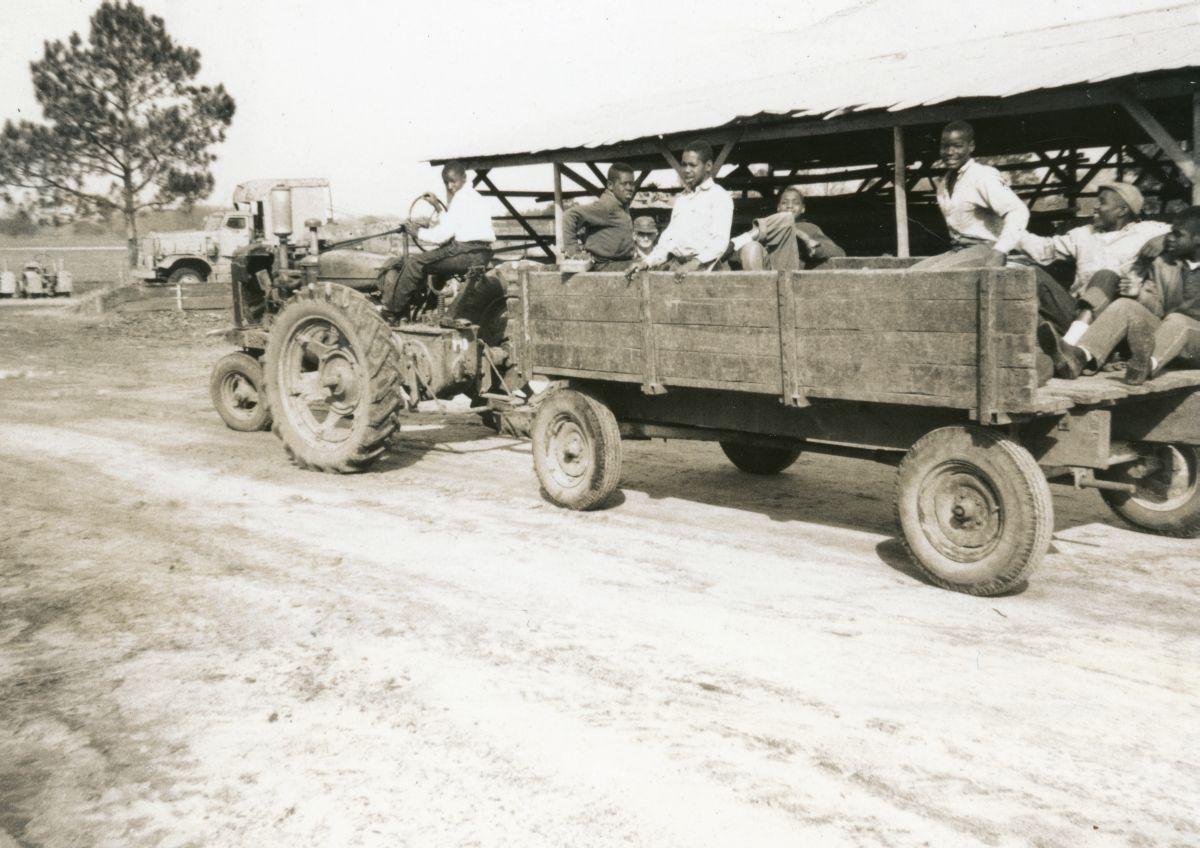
[[428, 3, 1200, 165]]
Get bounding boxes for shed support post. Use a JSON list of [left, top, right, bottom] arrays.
[[892, 126, 910, 258], [1193, 92, 1200, 204], [553, 162, 565, 262]]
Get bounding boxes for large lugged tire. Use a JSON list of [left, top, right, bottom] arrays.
[[895, 426, 1053, 596], [531, 389, 622, 510], [1098, 443, 1200, 538], [210, 351, 271, 432], [719, 441, 801, 475], [263, 284, 402, 473]]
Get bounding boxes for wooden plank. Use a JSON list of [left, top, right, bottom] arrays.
[[527, 319, 642, 348], [793, 269, 1036, 301], [638, 270, 665, 394], [793, 299, 1032, 334], [654, 324, 779, 357], [799, 360, 1033, 401], [654, 375, 780, 396], [656, 350, 781, 387], [529, 342, 644, 374], [650, 299, 779, 328], [527, 270, 639, 296], [977, 269, 999, 422], [553, 163, 565, 260], [179, 296, 233, 310], [776, 269, 805, 406], [648, 271, 779, 300], [533, 365, 641, 384], [518, 268, 532, 383], [527, 296, 643, 323], [794, 331, 1034, 367]]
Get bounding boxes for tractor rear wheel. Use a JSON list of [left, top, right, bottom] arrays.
[[895, 425, 1052, 596], [532, 389, 622, 510], [264, 284, 403, 473], [210, 351, 271, 432]]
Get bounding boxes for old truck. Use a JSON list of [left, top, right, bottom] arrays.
[[136, 178, 333, 286], [211, 190, 1200, 597]]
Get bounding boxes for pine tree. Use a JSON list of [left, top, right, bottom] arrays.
[[0, 2, 235, 266]]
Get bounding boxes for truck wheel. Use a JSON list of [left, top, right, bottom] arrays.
[[895, 426, 1053, 596], [1098, 443, 1200, 537], [167, 266, 207, 285], [264, 284, 403, 473], [532, 389, 621, 510], [210, 351, 271, 432], [719, 441, 801, 475]]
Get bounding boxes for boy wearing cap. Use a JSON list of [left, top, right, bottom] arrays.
[[632, 216, 659, 261], [1018, 181, 1169, 344], [1039, 206, 1200, 384]]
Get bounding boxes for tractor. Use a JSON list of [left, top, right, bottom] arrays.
[[209, 184, 523, 453]]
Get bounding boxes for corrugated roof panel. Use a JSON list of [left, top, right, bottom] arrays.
[[428, 4, 1200, 162]]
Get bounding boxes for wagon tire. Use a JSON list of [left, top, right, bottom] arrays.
[[264, 284, 403, 473], [895, 425, 1052, 596], [532, 389, 622, 510], [719, 441, 801, 475], [210, 351, 271, 432], [1098, 443, 1200, 538]]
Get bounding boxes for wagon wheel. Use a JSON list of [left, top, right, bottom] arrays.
[[719, 441, 801, 475], [531, 389, 622, 510], [1097, 443, 1200, 537], [895, 425, 1053, 596], [210, 351, 271, 432], [263, 284, 403, 473]]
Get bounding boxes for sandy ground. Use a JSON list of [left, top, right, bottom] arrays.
[[0, 305, 1197, 848]]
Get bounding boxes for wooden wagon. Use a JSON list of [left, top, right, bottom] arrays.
[[509, 261, 1200, 596]]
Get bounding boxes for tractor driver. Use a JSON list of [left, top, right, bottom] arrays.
[[380, 160, 496, 318]]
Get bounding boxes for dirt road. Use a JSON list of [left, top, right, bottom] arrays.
[[1, 306, 1197, 848]]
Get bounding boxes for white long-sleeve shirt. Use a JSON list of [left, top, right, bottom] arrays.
[[1018, 219, 1170, 295], [645, 178, 734, 266], [936, 158, 1029, 254], [418, 183, 496, 246]]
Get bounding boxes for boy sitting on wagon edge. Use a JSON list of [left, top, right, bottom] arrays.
[[1040, 206, 1200, 385], [730, 185, 845, 271]]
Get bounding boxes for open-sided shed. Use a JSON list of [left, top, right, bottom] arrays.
[[428, 5, 1200, 261]]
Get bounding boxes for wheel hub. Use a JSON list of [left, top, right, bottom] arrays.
[[549, 418, 589, 484], [921, 463, 1003, 561], [318, 351, 359, 405]]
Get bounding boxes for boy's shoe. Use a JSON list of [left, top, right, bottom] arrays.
[[1037, 321, 1089, 379]]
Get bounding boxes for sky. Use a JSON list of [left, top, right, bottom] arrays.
[[0, 0, 1184, 217]]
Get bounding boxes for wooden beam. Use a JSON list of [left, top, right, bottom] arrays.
[[657, 141, 686, 181], [1117, 92, 1196, 182], [553, 163, 565, 261], [478, 172, 556, 261], [633, 169, 653, 192], [892, 127, 910, 258], [557, 163, 604, 195], [713, 136, 739, 173], [586, 162, 608, 186]]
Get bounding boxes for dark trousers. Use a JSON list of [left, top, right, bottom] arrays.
[[381, 240, 492, 313], [1034, 267, 1078, 333]]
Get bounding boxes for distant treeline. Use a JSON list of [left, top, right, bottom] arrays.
[[0, 206, 221, 239]]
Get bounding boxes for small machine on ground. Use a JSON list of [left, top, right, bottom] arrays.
[[0, 256, 73, 298], [211, 193, 1200, 597]]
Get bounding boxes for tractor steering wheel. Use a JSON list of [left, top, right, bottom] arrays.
[[405, 193, 447, 254]]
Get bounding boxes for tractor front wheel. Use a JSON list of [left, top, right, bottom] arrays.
[[210, 351, 271, 432]]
